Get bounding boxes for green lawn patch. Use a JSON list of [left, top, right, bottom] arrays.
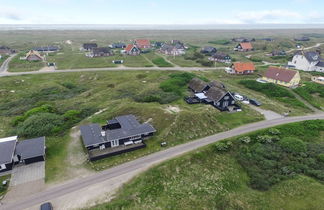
[[0, 55, 9, 66], [0, 175, 10, 197], [8, 53, 44, 72], [294, 82, 324, 109], [239, 80, 309, 110], [151, 57, 173, 67]]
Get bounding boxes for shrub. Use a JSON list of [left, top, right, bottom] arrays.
[[268, 128, 280, 135], [240, 136, 251, 144], [16, 113, 64, 137], [279, 137, 307, 153], [160, 72, 195, 96], [317, 154, 324, 162], [214, 141, 232, 152], [256, 135, 273, 144], [196, 59, 213, 67]]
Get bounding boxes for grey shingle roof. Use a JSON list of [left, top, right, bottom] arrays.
[[15, 137, 45, 159], [188, 78, 208, 92], [106, 115, 156, 141], [0, 140, 16, 165], [80, 124, 105, 147], [316, 61, 324, 67], [205, 87, 228, 102], [304, 52, 321, 62]]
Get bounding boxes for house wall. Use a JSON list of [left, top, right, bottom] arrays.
[[314, 66, 324, 72], [0, 162, 13, 173], [213, 93, 235, 111], [23, 156, 45, 165], [27, 55, 42, 61], [262, 72, 300, 88]]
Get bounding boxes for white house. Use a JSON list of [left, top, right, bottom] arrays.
[[288, 51, 324, 72]]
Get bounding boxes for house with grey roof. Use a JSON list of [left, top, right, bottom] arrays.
[[0, 136, 45, 173], [80, 115, 156, 161], [186, 78, 237, 111], [288, 51, 324, 72], [201, 46, 217, 54]]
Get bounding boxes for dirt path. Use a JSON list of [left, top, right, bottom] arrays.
[[157, 54, 180, 67], [141, 54, 157, 67], [286, 43, 324, 53], [289, 89, 322, 113]]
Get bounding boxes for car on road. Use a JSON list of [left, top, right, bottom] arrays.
[[40, 202, 53, 210], [249, 99, 262, 106]]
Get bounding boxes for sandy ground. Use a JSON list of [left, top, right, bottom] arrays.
[[26, 168, 146, 210], [164, 105, 181, 114], [39, 66, 56, 71], [249, 105, 283, 120]]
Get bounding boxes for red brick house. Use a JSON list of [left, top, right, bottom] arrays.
[[135, 39, 151, 49], [230, 62, 255, 74]]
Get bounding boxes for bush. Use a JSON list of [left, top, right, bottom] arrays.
[[214, 141, 232, 152], [268, 128, 280, 135], [317, 154, 324, 162], [279, 137, 307, 153], [133, 90, 180, 104], [240, 136, 251, 144], [256, 135, 274, 144], [160, 72, 195, 96], [16, 113, 64, 137], [197, 59, 213, 67]]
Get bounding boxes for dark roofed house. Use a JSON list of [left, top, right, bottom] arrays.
[[88, 47, 113, 57], [0, 46, 15, 55], [33, 46, 59, 52], [188, 78, 209, 93], [271, 50, 286, 57], [201, 46, 217, 54], [160, 44, 185, 56], [80, 115, 156, 161], [186, 78, 237, 111], [82, 43, 98, 51], [110, 43, 126, 49], [294, 37, 310, 42], [0, 136, 46, 173], [15, 137, 45, 164], [209, 52, 231, 63]]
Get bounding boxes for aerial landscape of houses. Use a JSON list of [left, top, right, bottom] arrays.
[[0, 1, 324, 210]]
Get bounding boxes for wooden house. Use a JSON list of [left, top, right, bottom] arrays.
[[135, 39, 151, 49], [201, 46, 217, 54], [88, 47, 113, 57], [82, 43, 98, 51], [25, 50, 44, 61], [209, 52, 231, 63]]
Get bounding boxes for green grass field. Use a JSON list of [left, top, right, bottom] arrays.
[[0, 55, 9, 66], [0, 70, 266, 183], [294, 82, 324, 110], [89, 120, 324, 210], [8, 53, 45, 72]]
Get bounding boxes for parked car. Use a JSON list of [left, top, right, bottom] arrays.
[[249, 99, 262, 106], [160, 142, 167, 147], [234, 94, 244, 101], [40, 202, 53, 210], [112, 60, 124, 64]]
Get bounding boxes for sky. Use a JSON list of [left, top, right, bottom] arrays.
[[0, 0, 324, 25]]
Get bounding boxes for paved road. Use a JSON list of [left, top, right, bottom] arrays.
[[0, 66, 226, 77], [1, 113, 323, 210], [0, 54, 16, 73]]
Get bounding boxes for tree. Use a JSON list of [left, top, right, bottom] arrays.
[[279, 137, 306, 153]]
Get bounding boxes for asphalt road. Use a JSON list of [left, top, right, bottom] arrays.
[[1, 113, 323, 210], [0, 54, 16, 73]]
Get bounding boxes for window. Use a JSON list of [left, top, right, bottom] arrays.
[[111, 140, 119, 147], [224, 96, 229, 100]]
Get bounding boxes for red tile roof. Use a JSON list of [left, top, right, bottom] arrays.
[[264, 67, 298, 83], [125, 44, 135, 52], [240, 42, 253, 50], [135, 39, 150, 47], [233, 62, 255, 72]]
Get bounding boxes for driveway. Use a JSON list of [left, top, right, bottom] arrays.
[[249, 105, 284, 120], [2, 162, 45, 204]]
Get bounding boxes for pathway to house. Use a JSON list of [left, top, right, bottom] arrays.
[[0, 54, 16, 73], [286, 42, 324, 53], [141, 54, 157, 67], [158, 54, 180, 67], [248, 105, 283, 120], [289, 89, 323, 113]]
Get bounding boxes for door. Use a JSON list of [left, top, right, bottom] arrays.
[[111, 140, 119, 147]]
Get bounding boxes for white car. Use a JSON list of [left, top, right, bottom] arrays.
[[234, 94, 244, 101]]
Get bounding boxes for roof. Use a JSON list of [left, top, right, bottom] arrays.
[[188, 78, 208, 92], [209, 80, 225, 89], [33, 46, 59, 51], [205, 87, 228, 102], [239, 42, 253, 50], [83, 43, 97, 48], [80, 124, 105, 147], [195, 93, 207, 99], [26, 50, 43, 59], [112, 43, 126, 48], [304, 51, 321, 62], [316, 61, 324, 67], [233, 62, 255, 72], [135, 39, 150, 46], [201, 46, 216, 52], [125, 44, 138, 52], [211, 52, 230, 60], [264, 66, 298, 83], [92, 47, 112, 54], [105, 115, 156, 141], [0, 137, 17, 165], [15, 137, 45, 160]]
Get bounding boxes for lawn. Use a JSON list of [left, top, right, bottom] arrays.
[[8, 53, 45, 72], [0, 55, 9, 66], [88, 120, 324, 210], [0, 70, 263, 183], [142, 52, 173, 67], [294, 82, 324, 110], [0, 175, 10, 197]]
